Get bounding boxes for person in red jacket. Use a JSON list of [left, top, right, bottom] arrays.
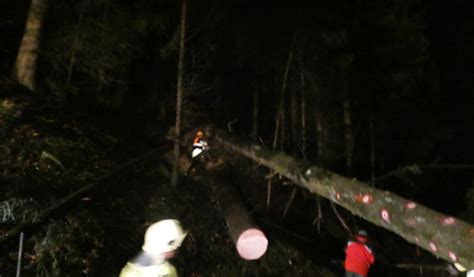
[[344, 230, 375, 277]]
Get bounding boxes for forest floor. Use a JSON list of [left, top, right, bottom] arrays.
[[0, 90, 453, 276]]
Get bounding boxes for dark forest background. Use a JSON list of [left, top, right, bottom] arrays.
[[1, 0, 474, 276]]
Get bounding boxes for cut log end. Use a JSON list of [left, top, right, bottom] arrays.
[[236, 228, 268, 260]]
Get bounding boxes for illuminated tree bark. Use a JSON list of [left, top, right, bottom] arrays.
[[214, 131, 474, 269], [12, 0, 48, 91], [213, 167, 268, 260], [165, 149, 268, 260]]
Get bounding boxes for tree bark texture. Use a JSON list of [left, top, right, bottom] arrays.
[[12, 0, 48, 91], [212, 167, 268, 260], [214, 131, 474, 268], [164, 144, 268, 261], [171, 0, 187, 187]]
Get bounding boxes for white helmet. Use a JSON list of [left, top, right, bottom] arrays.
[[142, 219, 187, 255], [454, 263, 466, 272]]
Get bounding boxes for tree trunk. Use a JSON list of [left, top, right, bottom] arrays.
[[273, 46, 293, 149], [214, 131, 474, 269], [171, 0, 187, 187], [251, 84, 259, 141], [315, 86, 324, 162], [369, 91, 377, 186], [268, 46, 293, 207], [343, 97, 353, 175], [95, 5, 109, 94], [213, 167, 268, 260], [280, 99, 286, 149], [66, 2, 85, 84], [291, 86, 298, 154], [300, 62, 306, 155], [12, 0, 48, 91], [164, 143, 268, 261], [370, 115, 375, 186]]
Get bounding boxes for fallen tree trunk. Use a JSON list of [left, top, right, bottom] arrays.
[[212, 166, 268, 260], [165, 149, 268, 260], [331, 260, 449, 271], [214, 130, 474, 269]]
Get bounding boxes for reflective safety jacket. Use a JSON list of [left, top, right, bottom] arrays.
[[344, 240, 375, 277], [119, 252, 177, 277], [192, 137, 207, 159]]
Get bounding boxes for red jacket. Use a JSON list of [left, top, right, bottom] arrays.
[[344, 239, 375, 277]]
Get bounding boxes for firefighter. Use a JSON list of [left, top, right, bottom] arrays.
[[119, 219, 187, 277], [344, 230, 375, 277], [186, 130, 208, 175]]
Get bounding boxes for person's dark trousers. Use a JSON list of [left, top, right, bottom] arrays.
[[186, 154, 206, 175], [345, 272, 363, 277]]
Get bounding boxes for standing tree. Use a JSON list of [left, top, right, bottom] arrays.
[[171, 0, 187, 187], [300, 60, 306, 155], [343, 97, 353, 175], [251, 83, 259, 141], [12, 0, 48, 91]]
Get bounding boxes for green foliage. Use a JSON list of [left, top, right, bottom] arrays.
[[34, 211, 105, 276]]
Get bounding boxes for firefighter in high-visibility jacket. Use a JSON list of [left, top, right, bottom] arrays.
[[119, 219, 187, 277]]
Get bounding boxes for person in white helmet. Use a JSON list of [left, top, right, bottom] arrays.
[[119, 219, 187, 277]]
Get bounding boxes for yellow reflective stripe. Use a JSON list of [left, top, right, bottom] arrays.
[[119, 261, 177, 277]]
